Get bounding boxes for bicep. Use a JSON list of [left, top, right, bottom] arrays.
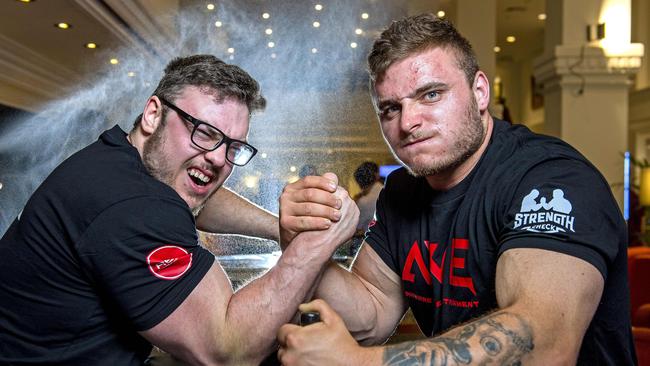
[[140, 260, 235, 365], [495, 248, 603, 358], [351, 243, 407, 343]]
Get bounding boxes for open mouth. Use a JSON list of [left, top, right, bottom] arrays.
[[188, 168, 212, 187]]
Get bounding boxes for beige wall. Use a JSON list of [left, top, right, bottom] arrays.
[[632, 0, 650, 90]]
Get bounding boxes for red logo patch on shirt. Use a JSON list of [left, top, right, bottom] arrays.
[[147, 245, 193, 280]]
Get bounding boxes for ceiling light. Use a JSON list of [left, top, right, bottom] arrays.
[[290, 166, 297, 172], [85, 42, 97, 49], [355, 28, 363, 35], [361, 13, 369, 20], [506, 36, 516, 43], [229, 55, 234, 60], [315, 4, 323, 11], [350, 42, 358, 48], [17, 0, 33, 3], [110, 58, 119, 65], [311, 48, 318, 53], [215, 21, 222, 27], [227, 47, 235, 53], [128, 72, 136, 77], [262, 12, 270, 19], [261, 153, 267, 158], [313, 21, 320, 28], [493, 46, 501, 52], [0, 182, 3, 190], [270, 53, 276, 59], [538, 13, 547, 20], [265, 28, 272, 35], [437, 10, 446, 18], [55, 22, 71, 30], [206, 4, 214, 10], [268, 41, 275, 48], [244, 176, 258, 189]]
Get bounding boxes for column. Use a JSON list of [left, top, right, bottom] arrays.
[[534, 0, 644, 209]]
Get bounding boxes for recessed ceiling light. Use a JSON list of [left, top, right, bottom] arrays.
[[315, 4, 323, 11], [437, 10, 446, 18], [110, 58, 119, 65], [214, 21, 222, 27], [355, 28, 363, 35], [506, 36, 516, 43], [262, 12, 270, 19], [85, 42, 98, 49], [55, 22, 71, 30], [350, 42, 358, 48], [206, 4, 215, 10], [227, 47, 235, 53], [268, 41, 275, 48], [290, 166, 297, 172], [128, 72, 136, 77], [311, 48, 318, 53], [17, 0, 34, 3], [313, 21, 320, 28], [261, 153, 268, 158], [493, 46, 501, 52], [265, 28, 272, 35], [538, 13, 547, 20], [361, 13, 369, 20]]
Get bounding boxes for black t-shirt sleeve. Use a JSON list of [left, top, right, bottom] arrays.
[[76, 196, 214, 331], [498, 158, 624, 279]]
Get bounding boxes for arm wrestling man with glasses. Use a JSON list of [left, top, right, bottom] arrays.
[[0, 55, 358, 366]]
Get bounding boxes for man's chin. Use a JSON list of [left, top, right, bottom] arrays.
[[405, 158, 457, 177]]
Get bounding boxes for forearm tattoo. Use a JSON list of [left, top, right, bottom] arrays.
[[382, 311, 534, 365]]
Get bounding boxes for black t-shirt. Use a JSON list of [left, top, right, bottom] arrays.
[[366, 120, 636, 365], [0, 125, 214, 365]]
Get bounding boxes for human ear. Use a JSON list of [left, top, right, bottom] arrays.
[[141, 96, 164, 135], [472, 71, 490, 112]]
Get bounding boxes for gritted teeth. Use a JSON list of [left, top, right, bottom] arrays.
[[187, 168, 211, 184]]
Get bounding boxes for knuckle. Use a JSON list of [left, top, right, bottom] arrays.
[[285, 333, 300, 348], [299, 217, 309, 229]]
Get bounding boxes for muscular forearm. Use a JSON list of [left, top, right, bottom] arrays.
[[314, 263, 386, 344], [379, 310, 535, 365], [196, 187, 279, 241], [220, 234, 336, 363]]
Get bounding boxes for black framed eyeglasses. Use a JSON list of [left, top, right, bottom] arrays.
[[158, 96, 257, 166]]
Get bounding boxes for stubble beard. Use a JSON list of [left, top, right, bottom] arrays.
[[141, 125, 213, 215], [401, 97, 485, 178]]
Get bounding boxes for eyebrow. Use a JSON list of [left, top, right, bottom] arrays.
[[377, 81, 448, 110]]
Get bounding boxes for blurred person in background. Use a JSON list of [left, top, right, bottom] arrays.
[[353, 161, 384, 232]]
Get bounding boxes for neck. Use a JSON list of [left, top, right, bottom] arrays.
[[425, 114, 494, 191]]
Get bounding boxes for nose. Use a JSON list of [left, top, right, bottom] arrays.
[[399, 100, 422, 134], [203, 143, 227, 167]]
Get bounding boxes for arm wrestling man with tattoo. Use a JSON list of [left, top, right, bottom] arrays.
[[276, 14, 636, 366]]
